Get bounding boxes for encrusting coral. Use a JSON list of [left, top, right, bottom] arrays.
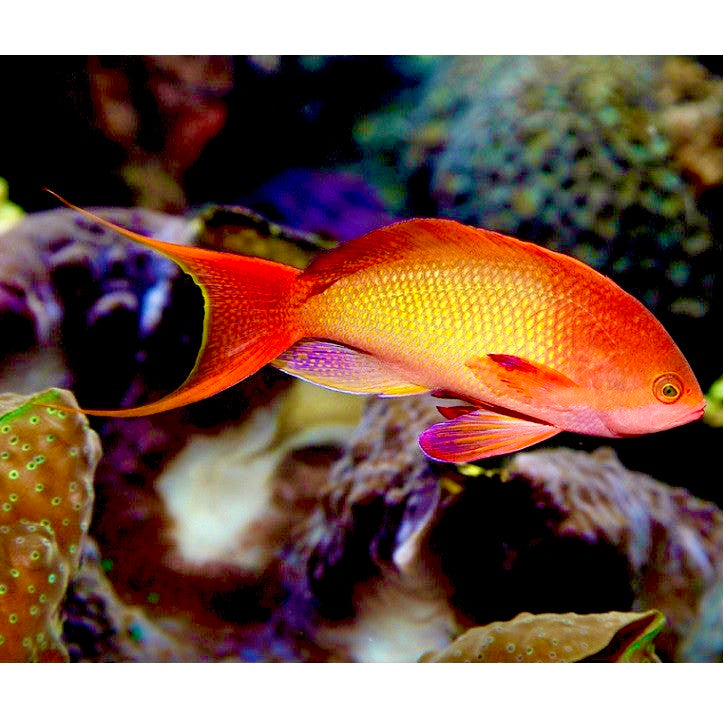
[[419, 609, 666, 663], [0, 388, 101, 661]]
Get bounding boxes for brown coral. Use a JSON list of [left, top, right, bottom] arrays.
[[420, 609, 665, 663], [0, 388, 101, 661]]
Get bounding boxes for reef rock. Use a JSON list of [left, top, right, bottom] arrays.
[[281, 396, 721, 662]]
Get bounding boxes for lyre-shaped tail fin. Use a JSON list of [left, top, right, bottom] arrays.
[[44, 192, 302, 416]]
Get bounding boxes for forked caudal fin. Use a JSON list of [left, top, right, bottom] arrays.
[[43, 191, 302, 416]]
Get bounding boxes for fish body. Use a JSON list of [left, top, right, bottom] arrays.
[[44, 193, 705, 463]]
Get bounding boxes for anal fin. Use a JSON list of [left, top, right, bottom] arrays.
[[419, 408, 560, 463], [272, 339, 428, 397]]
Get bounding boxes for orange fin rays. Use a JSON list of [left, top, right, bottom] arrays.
[[46, 192, 302, 416], [419, 408, 560, 463], [467, 354, 580, 403]]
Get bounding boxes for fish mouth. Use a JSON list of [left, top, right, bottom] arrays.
[[678, 403, 706, 425]]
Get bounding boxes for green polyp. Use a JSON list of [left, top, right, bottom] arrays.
[[34, 483, 44, 492], [8, 493, 18, 502], [0, 584, 7, 595], [29, 416, 40, 425], [10, 568, 19, 578], [48, 573, 56, 584], [8, 469, 19, 479], [8, 613, 18, 623]]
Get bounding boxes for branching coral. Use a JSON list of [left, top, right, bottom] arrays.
[[0, 388, 101, 661]]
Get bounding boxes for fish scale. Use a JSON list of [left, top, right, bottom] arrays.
[[40, 194, 705, 463]]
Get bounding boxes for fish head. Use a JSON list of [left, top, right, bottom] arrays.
[[596, 347, 705, 437]]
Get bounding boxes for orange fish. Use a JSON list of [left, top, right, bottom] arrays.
[[45, 192, 705, 463]]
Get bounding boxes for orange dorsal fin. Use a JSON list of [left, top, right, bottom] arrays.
[[44, 192, 302, 416]]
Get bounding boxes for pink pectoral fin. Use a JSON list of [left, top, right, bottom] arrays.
[[418, 408, 560, 463]]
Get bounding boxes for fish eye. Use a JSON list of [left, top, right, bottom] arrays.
[[653, 373, 683, 404]]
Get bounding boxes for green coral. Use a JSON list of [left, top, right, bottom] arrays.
[[419, 609, 666, 663], [0, 388, 101, 662], [703, 377, 722, 427], [0, 177, 23, 233]]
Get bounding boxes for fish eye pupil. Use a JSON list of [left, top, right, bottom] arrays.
[[653, 374, 682, 403]]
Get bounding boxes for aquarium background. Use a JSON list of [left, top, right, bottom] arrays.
[[0, 55, 721, 664]]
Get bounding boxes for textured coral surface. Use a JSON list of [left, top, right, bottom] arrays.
[[420, 609, 665, 662], [0, 388, 100, 661]]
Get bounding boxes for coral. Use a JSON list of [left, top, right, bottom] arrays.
[[677, 568, 723, 663], [280, 396, 720, 662], [657, 57, 723, 192], [155, 380, 363, 574], [60, 538, 198, 662], [0, 521, 67, 661], [703, 376, 722, 427], [0, 205, 199, 407], [419, 609, 665, 663], [0, 388, 101, 661], [0, 177, 23, 234], [241, 168, 396, 241], [279, 396, 458, 661], [88, 56, 234, 211], [355, 56, 721, 323], [508, 446, 722, 657], [196, 203, 335, 271]]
